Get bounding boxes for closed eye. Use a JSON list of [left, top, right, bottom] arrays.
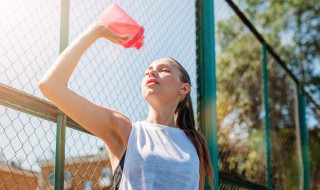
[[144, 68, 170, 76]]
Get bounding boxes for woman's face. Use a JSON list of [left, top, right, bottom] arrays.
[[141, 58, 183, 104]]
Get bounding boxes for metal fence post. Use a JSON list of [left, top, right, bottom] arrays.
[[298, 86, 311, 190], [196, 0, 219, 189], [262, 42, 272, 190], [55, 114, 67, 190], [54, 0, 70, 189], [60, 0, 70, 54]]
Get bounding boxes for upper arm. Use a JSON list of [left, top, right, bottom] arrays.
[[38, 81, 132, 152]]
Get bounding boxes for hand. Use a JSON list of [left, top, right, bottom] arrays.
[[92, 21, 132, 45]]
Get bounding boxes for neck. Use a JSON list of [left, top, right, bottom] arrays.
[[145, 104, 177, 127]]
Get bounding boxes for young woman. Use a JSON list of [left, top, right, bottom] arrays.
[[39, 21, 213, 190]]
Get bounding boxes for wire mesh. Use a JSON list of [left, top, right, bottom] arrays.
[[1, 0, 197, 189], [0, 0, 60, 189], [67, 0, 197, 122], [66, 1, 197, 189], [62, 128, 111, 190], [230, 0, 320, 105], [0, 106, 56, 189], [267, 53, 302, 190], [306, 98, 320, 190], [219, 181, 250, 190], [0, 0, 60, 96], [0, 0, 318, 189], [214, 0, 266, 187]]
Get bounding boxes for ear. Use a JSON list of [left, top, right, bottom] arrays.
[[179, 83, 191, 95]]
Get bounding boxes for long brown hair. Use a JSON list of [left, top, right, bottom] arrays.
[[170, 57, 214, 189]]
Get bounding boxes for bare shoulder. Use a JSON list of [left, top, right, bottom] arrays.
[[106, 109, 132, 170], [110, 109, 132, 143]]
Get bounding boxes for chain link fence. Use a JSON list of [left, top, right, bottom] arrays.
[[213, 0, 318, 189], [0, 0, 319, 189], [0, 0, 60, 189], [215, 0, 267, 187], [0, 107, 56, 189], [1, 0, 197, 189], [267, 55, 301, 190], [231, 0, 320, 104]]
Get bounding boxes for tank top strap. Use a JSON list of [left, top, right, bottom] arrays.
[[113, 150, 127, 190]]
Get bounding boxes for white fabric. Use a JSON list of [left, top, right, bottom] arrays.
[[119, 120, 200, 190]]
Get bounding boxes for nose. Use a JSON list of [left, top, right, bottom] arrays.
[[148, 70, 157, 77]]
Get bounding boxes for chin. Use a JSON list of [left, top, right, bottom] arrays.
[[143, 90, 157, 99], [143, 89, 162, 101]]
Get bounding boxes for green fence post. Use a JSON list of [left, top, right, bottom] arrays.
[[196, 0, 219, 189], [55, 114, 66, 190], [262, 42, 272, 190], [298, 86, 311, 190], [54, 0, 70, 189]]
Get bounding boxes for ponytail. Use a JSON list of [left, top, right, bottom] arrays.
[[176, 94, 214, 188], [171, 58, 214, 189]]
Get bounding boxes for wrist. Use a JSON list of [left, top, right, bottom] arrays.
[[88, 21, 107, 39]]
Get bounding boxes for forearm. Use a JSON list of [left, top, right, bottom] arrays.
[[39, 23, 101, 87]]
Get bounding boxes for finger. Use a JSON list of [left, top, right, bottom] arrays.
[[116, 34, 133, 41]]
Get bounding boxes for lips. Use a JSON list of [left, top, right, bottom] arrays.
[[146, 79, 159, 86]]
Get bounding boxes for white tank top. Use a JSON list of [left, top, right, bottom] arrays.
[[118, 120, 200, 190]]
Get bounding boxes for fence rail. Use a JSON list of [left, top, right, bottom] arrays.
[[0, 83, 88, 134]]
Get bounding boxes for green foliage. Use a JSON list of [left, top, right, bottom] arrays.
[[308, 128, 320, 190], [215, 2, 314, 188], [216, 15, 267, 186], [236, 0, 320, 188], [237, 0, 320, 101]]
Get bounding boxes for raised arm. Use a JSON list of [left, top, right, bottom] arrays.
[[38, 22, 132, 170]]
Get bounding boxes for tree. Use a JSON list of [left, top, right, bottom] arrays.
[[236, 0, 320, 103], [216, 12, 302, 189], [236, 0, 320, 188]]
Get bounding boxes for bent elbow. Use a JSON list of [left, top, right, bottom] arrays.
[[38, 80, 49, 92], [38, 82, 50, 98], [38, 80, 67, 100], [38, 80, 57, 96]]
